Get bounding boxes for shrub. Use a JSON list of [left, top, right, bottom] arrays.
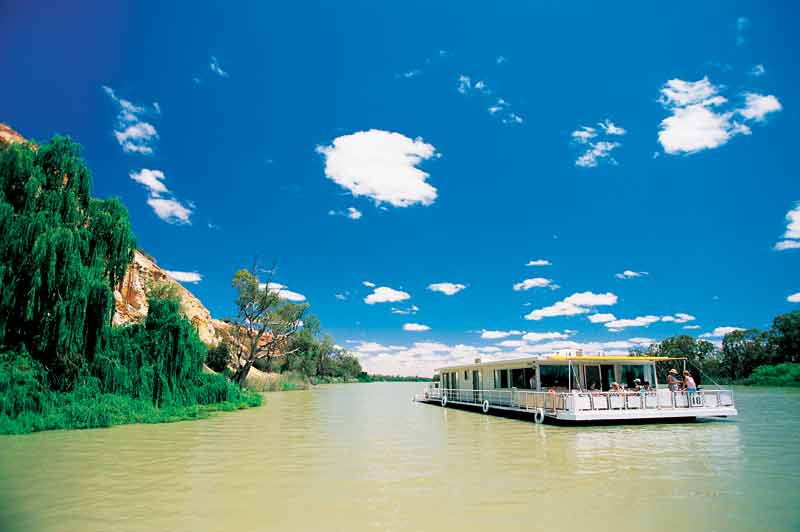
[[744, 362, 800, 386]]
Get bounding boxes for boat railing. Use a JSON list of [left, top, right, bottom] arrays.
[[417, 385, 734, 413]]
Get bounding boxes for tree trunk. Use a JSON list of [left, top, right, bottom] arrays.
[[234, 359, 255, 386]]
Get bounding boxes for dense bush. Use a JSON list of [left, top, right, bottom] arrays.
[[744, 363, 800, 386], [206, 341, 232, 373]]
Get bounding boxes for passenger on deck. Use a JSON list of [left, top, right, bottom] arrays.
[[633, 378, 645, 394], [667, 369, 682, 391], [683, 370, 697, 392], [610, 382, 623, 393], [547, 387, 557, 395], [643, 381, 652, 391]]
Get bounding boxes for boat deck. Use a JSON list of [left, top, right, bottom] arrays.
[[414, 387, 737, 423]]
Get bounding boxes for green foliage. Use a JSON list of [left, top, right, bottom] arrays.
[[206, 341, 231, 373], [721, 329, 775, 381], [0, 137, 135, 386], [630, 312, 800, 385], [632, 334, 715, 384], [0, 136, 261, 434], [769, 311, 800, 363], [280, 319, 363, 382], [228, 267, 308, 385], [744, 363, 800, 386]]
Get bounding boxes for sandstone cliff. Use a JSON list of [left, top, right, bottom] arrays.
[[113, 249, 224, 345], [0, 123, 26, 146]]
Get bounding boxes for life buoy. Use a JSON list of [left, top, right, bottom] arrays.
[[534, 408, 545, 424], [441, 395, 448, 407], [482, 400, 490, 413]]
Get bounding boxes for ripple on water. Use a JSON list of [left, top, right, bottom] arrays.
[[0, 384, 798, 532]]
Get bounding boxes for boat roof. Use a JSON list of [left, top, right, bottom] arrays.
[[436, 355, 686, 372]]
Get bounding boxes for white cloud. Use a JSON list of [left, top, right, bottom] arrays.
[[563, 292, 618, 306], [739, 93, 782, 122], [335, 293, 348, 300], [700, 326, 745, 338], [571, 127, 597, 144], [683, 325, 701, 330], [480, 329, 523, 339], [209, 56, 229, 78], [102, 85, 159, 155], [598, 119, 626, 135], [588, 313, 616, 323], [657, 77, 781, 154], [521, 331, 570, 343], [661, 313, 696, 323], [628, 337, 654, 345], [749, 64, 765, 77], [572, 120, 625, 167], [526, 259, 551, 266], [428, 282, 466, 296], [146, 197, 193, 225], [164, 270, 202, 284], [575, 141, 621, 168], [615, 270, 647, 279], [364, 286, 411, 305], [391, 304, 419, 315], [604, 315, 661, 331], [775, 240, 800, 251], [788, 293, 800, 303], [264, 282, 307, 302], [129, 169, 168, 196], [403, 323, 431, 332], [513, 278, 558, 291], [525, 292, 617, 321], [457, 74, 472, 94], [329, 206, 363, 220], [363, 281, 376, 288], [131, 169, 193, 225], [774, 203, 800, 251], [316, 130, 439, 208]]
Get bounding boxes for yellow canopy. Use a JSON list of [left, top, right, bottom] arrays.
[[544, 356, 686, 362]]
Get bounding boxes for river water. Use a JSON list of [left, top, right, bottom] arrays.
[[1, 383, 798, 532]]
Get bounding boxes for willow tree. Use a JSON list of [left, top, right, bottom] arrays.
[[228, 268, 307, 385], [0, 136, 135, 388]]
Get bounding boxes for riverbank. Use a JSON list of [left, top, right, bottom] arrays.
[[0, 378, 262, 435]]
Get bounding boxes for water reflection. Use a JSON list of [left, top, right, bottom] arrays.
[[0, 384, 797, 532]]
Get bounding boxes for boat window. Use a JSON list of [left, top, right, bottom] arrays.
[[494, 369, 510, 388], [464, 370, 468, 380], [524, 368, 535, 389], [539, 365, 569, 388], [619, 365, 646, 388], [585, 365, 601, 391]]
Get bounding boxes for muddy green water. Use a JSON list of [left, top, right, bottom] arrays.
[[1, 384, 799, 532]]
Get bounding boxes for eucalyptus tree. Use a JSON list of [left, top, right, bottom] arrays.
[[228, 268, 307, 385]]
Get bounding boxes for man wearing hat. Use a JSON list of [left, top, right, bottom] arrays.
[[667, 368, 682, 391]]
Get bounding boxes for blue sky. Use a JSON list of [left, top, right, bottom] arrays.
[[2, 1, 798, 375]]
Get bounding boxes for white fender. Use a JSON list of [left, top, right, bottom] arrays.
[[441, 394, 448, 407], [482, 400, 490, 413], [534, 408, 545, 424]]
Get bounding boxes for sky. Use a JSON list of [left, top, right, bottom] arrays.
[[1, 1, 798, 376]]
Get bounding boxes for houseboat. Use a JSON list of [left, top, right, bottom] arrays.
[[414, 353, 737, 423]]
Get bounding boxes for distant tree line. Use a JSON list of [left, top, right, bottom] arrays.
[[630, 311, 800, 386]]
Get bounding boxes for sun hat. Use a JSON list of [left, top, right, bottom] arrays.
[[669, 369, 678, 374]]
